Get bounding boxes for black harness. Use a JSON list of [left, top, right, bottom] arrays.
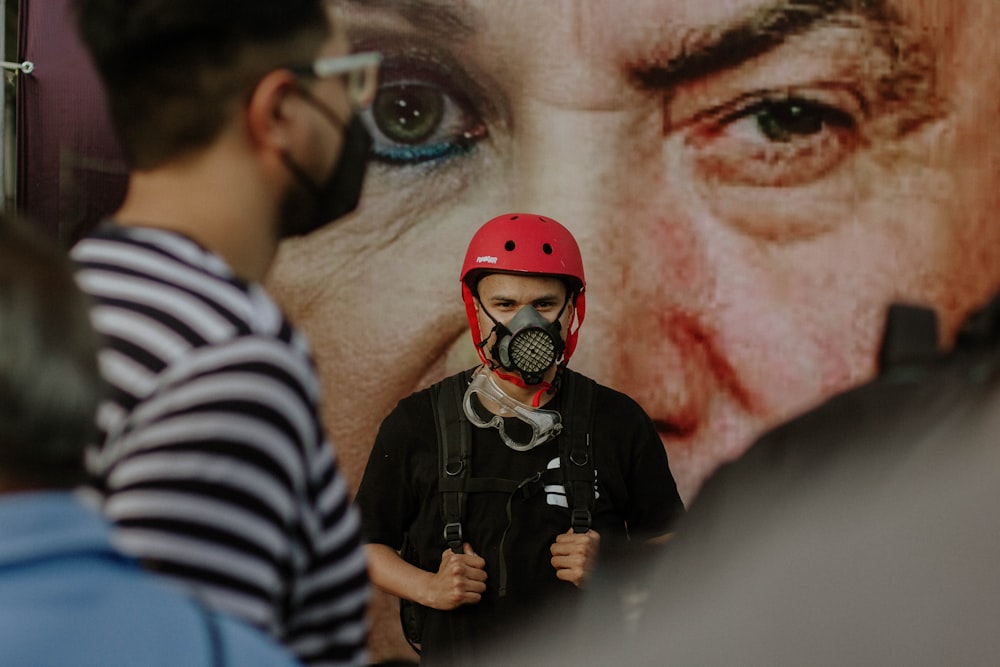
[[400, 368, 596, 651], [433, 367, 597, 554]]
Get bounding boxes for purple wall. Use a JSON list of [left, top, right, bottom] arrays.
[[16, 0, 125, 246]]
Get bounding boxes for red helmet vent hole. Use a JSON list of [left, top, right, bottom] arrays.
[[542, 243, 553, 255], [505, 240, 516, 251]]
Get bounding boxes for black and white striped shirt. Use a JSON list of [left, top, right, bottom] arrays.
[[73, 225, 370, 667]]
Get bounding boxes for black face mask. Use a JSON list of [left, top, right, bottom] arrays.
[[279, 92, 372, 238]]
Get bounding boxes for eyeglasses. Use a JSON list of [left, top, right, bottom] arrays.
[[289, 51, 383, 109]]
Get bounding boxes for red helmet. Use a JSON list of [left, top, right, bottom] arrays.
[[460, 213, 587, 364]]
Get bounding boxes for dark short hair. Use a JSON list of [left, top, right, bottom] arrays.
[[0, 216, 103, 488], [73, 0, 332, 168]]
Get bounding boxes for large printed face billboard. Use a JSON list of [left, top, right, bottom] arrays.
[[268, 0, 1000, 503], [266, 3, 1000, 657], [21, 0, 1000, 662]]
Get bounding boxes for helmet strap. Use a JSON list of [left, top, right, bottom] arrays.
[[487, 366, 554, 407]]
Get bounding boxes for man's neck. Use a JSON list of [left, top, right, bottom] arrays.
[[488, 365, 560, 408], [115, 139, 282, 283]]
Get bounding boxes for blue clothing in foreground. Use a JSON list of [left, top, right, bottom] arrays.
[[0, 492, 302, 667]]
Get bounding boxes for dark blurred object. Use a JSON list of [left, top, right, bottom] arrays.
[[955, 289, 1000, 350], [16, 0, 126, 247], [877, 302, 940, 377], [628, 297, 1000, 665]]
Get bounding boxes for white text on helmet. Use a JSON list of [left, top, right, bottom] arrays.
[[476, 255, 498, 264]]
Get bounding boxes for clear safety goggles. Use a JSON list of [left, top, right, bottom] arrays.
[[463, 366, 563, 451], [290, 51, 382, 109]]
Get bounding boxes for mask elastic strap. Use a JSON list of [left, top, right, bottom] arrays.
[[551, 296, 570, 336], [294, 84, 349, 131], [278, 84, 352, 195], [478, 301, 501, 330], [279, 151, 322, 197], [475, 301, 505, 371], [278, 89, 342, 195]]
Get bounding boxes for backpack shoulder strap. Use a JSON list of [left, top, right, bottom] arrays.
[[559, 369, 597, 533], [432, 372, 471, 554], [433, 369, 595, 550]]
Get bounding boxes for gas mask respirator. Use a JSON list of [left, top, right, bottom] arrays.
[[487, 305, 566, 386]]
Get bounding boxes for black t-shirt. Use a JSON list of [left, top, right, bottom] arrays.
[[356, 368, 683, 664]]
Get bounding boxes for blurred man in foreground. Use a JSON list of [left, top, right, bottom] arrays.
[[70, 1, 378, 663], [0, 216, 303, 667]]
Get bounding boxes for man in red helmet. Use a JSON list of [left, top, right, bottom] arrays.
[[355, 213, 684, 665]]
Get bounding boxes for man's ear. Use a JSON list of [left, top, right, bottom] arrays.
[[244, 69, 300, 154]]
